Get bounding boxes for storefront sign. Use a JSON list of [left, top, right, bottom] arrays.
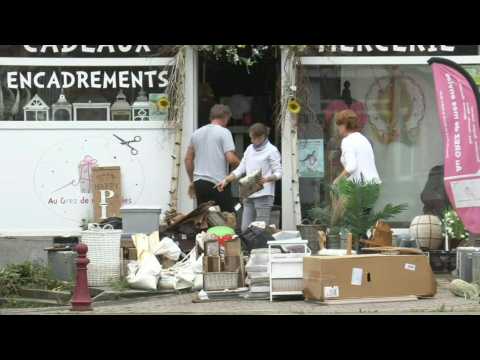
[[0, 45, 171, 90], [6, 70, 170, 89], [429, 57, 480, 233], [316, 45, 479, 57], [0, 45, 172, 57]]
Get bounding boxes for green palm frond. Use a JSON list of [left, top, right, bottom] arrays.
[[338, 178, 408, 239]]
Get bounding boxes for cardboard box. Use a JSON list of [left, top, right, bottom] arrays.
[[303, 255, 437, 301], [128, 248, 138, 261]]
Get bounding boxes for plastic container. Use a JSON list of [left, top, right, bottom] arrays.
[[457, 247, 480, 283], [272, 231, 301, 241], [121, 206, 162, 235], [473, 253, 480, 284]]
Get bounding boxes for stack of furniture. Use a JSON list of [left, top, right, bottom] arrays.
[[245, 248, 280, 300], [268, 239, 309, 302]]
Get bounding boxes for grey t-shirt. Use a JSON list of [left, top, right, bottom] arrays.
[[190, 124, 236, 184]]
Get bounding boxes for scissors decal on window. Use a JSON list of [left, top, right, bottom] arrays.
[[114, 134, 142, 156]]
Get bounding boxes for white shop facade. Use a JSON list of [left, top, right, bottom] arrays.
[[0, 45, 197, 237], [1, 45, 480, 239]]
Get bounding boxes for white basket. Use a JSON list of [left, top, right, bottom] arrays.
[[82, 224, 122, 287]]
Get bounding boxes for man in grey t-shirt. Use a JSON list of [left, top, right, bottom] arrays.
[[185, 104, 240, 212]]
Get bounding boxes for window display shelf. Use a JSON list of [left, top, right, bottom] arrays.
[[0, 121, 176, 130]]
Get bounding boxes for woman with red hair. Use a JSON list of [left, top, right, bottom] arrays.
[[333, 110, 381, 185]]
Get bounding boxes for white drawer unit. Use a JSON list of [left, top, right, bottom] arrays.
[[271, 256, 305, 279], [268, 239, 310, 301]]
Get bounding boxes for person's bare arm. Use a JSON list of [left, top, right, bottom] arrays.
[[185, 145, 195, 183], [225, 151, 240, 169]]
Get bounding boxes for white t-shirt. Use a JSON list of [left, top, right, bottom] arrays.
[[190, 124, 236, 184], [232, 141, 282, 198], [341, 132, 381, 184]]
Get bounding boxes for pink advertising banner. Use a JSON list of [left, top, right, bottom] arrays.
[[429, 58, 480, 234]]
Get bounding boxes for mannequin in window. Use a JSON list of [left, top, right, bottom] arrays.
[[421, 165, 450, 218], [324, 81, 369, 130]]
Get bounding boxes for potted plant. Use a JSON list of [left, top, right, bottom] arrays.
[[300, 206, 329, 253], [304, 194, 346, 250], [442, 208, 470, 249], [337, 179, 408, 252]]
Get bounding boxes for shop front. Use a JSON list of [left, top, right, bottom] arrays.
[[0, 45, 198, 237], [280, 45, 480, 233], [1, 44, 479, 239]]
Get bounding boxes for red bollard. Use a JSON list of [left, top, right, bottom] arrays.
[[71, 243, 93, 312]]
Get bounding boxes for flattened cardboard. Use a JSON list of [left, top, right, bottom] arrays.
[[303, 254, 437, 301], [225, 238, 242, 257], [92, 167, 122, 222]]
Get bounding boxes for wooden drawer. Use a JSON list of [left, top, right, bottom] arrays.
[[271, 258, 304, 279], [272, 278, 304, 293]]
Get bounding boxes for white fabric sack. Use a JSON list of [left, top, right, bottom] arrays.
[[155, 237, 182, 261], [193, 254, 204, 274], [158, 274, 176, 290], [250, 221, 267, 230], [193, 274, 204, 291], [132, 232, 181, 262], [175, 268, 195, 290], [127, 252, 162, 291]]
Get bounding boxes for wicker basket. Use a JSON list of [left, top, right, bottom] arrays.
[[297, 220, 326, 253], [204, 272, 239, 291], [82, 224, 122, 287]]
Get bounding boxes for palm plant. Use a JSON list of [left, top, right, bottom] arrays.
[[337, 178, 408, 242]]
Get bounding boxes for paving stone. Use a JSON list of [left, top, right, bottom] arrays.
[[1, 275, 480, 315]]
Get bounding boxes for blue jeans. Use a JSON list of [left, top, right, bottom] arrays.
[[241, 196, 275, 232]]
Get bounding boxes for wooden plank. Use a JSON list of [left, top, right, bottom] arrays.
[[203, 256, 221, 273], [225, 238, 242, 257], [307, 296, 419, 306], [362, 247, 424, 255], [121, 239, 135, 248], [224, 256, 241, 272]]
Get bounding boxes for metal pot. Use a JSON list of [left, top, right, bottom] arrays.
[[328, 235, 341, 249]]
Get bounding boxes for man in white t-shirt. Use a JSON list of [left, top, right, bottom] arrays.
[[185, 105, 240, 212]]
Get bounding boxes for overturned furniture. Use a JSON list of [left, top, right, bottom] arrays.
[[161, 202, 215, 253]]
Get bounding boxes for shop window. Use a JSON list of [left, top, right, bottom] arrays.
[[0, 65, 170, 122], [299, 64, 452, 223]]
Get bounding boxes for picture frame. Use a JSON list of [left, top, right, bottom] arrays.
[[73, 102, 111, 121]]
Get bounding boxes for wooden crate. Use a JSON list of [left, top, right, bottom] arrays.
[[204, 272, 239, 291], [225, 238, 242, 257], [225, 256, 241, 272], [203, 256, 221, 273]]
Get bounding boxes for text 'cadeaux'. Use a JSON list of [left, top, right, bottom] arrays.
[[23, 45, 152, 54]]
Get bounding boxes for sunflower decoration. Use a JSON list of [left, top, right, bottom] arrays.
[[288, 98, 302, 115], [155, 96, 170, 113]]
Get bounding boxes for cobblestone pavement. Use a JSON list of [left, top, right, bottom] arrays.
[[2, 276, 480, 315]]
